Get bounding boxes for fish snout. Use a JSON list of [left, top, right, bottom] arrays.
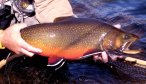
[[121, 41, 143, 54]]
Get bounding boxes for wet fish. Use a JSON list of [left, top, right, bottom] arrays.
[[20, 18, 140, 65]]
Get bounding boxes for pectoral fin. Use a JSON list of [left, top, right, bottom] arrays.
[[47, 57, 65, 67]]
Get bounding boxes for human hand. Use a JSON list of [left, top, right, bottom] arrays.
[[93, 51, 123, 63], [0, 23, 42, 57]]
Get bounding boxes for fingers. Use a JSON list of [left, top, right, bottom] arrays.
[[14, 23, 42, 56], [20, 48, 34, 57], [20, 39, 42, 54], [93, 51, 123, 63], [19, 39, 42, 57], [17, 24, 42, 56], [2, 23, 42, 57], [101, 51, 108, 63], [93, 51, 108, 63], [110, 55, 123, 61], [93, 55, 102, 61]]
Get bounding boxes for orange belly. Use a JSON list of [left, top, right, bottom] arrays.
[[39, 47, 93, 60]]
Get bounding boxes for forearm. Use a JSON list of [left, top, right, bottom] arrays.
[[34, 0, 74, 23]]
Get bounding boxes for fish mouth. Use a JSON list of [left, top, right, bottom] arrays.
[[120, 41, 142, 54]]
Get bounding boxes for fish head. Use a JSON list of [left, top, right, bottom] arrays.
[[116, 32, 139, 52], [102, 30, 141, 54]]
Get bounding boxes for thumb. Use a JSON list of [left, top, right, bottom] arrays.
[[14, 23, 28, 30], [19, 23, 28, 29]]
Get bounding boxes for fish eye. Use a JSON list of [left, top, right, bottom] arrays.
[[123, 34, 131, 40]]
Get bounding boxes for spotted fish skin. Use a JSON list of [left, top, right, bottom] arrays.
[[21, 18, 139, 60]]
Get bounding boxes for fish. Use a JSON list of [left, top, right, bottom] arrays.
[[20, 18, 140, 66]]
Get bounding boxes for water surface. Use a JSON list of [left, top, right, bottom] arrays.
[[1, 0, 146, 84]]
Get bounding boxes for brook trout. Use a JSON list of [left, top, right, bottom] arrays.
[[20, 18, 140, 65]]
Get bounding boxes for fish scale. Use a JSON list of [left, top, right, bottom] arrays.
[[20, 18, 139, 63]]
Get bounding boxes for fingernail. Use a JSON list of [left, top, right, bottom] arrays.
[[36, 48, 42, 53], [29, 53, 34, 57]]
